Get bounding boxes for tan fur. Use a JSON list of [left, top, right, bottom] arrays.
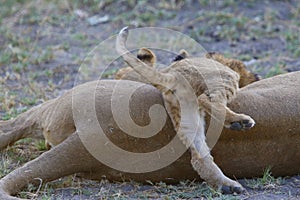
[[116, 50, 260, 89], [206, 52, 261, 87], [0, 28, 296, 199], [0, 29, 261, 197], [1, 72, 300, 199], [115, 47, 156, 81], [116, 27, 256, 192], [117, 49, 260, 133]]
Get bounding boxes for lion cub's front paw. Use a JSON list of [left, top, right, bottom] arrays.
[[230, 115, 255, 131]]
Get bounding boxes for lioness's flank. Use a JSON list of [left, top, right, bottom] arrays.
[[1, 73, 300, 199]]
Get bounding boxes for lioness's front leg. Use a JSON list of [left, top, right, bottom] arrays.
[[197, 94, 255, 130]]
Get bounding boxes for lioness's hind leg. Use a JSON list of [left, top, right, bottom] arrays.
[[197, 94, 255, 130], [0, 132, 92, 199]]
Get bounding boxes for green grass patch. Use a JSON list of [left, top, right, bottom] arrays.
[[245, 167, 284, 189], [0, 0, 32, 23], [284, 30, 300, 58]]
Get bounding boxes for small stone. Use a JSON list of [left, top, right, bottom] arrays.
[[87, 15, 109, 26]]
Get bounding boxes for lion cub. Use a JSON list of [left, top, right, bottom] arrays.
[[116, 27, 255, 193], [205, 52, 260, 87], [116, 48, 260, 89]]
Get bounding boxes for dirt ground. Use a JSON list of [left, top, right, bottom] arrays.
[[0, 0, 299, 199]]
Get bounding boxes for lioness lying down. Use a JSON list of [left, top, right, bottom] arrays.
[[0, 48, 258, 150], [116, 27, 256, 193], [0, 71, 300, 199], [1, 40, 299, 199]]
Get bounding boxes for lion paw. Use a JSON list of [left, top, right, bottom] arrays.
[[208, 177, 245, 194], [221, 184, 245, 194], [230, 116, 255, 131], [217, 179, 245, 194]]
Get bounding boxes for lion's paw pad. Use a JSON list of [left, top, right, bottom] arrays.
[[230, 119, 255, 131]]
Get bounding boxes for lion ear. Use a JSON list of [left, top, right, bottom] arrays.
[[173, 49, 189, 62], [137, 48, 156, 67], [205, 52, 224, 59]]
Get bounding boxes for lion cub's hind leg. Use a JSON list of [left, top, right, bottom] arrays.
[[197, 93, 255, 130], [190, 144, 244, 193], [163, 93, 245, 193]]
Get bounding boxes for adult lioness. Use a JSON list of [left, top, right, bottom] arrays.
[[0, 48, 259, 151], [0, 32, 261, 197], [116, 27, 255, 192], [0, 72, 300, 200]]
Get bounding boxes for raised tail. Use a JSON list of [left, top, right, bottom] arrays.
[[116, 27, 176, 88]]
